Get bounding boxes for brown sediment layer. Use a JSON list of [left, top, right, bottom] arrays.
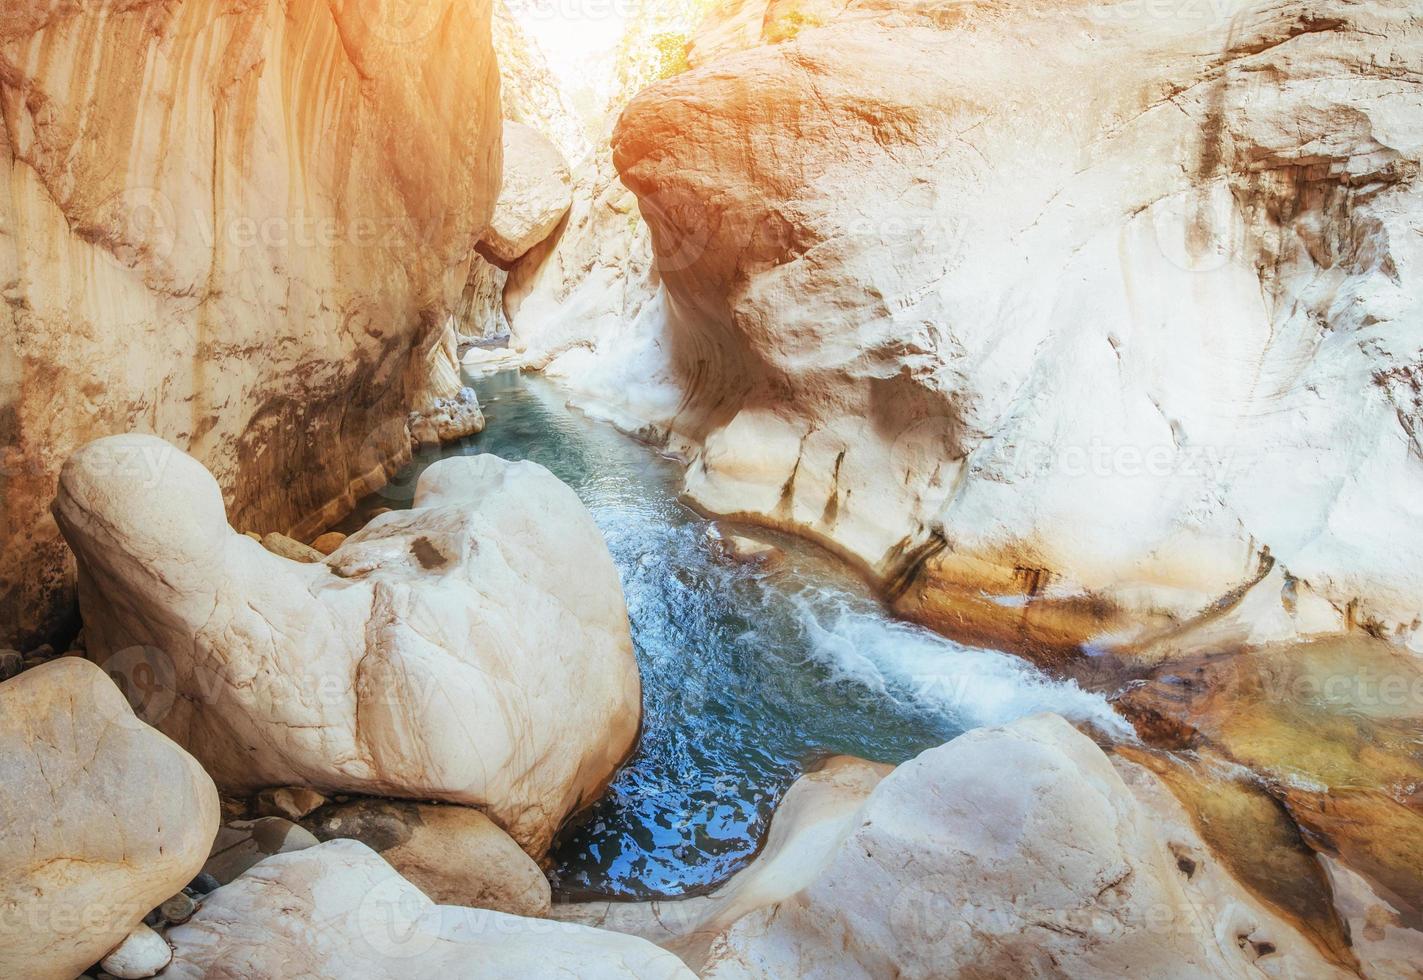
[[1115, 745, 1358, 971], [1114, 636, 1423, 954]]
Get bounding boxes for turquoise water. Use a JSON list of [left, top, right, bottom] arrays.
[[352, 371, 1127, 900]]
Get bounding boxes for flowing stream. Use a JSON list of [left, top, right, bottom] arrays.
[[353, 371, 1129, 900]]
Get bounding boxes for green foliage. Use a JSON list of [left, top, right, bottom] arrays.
[[765, 9, 827, 44], [652, 32, 691, 80]]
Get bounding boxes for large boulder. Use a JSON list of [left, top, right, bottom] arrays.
[[54, 434, 640, 856], [609, 0, 1423, 659], [164, 840, 695, 979], [0, 658, 219, 980], [701, 715, 1346, 978], [0, 0, 503, 650], [480, 121, 573, 263]]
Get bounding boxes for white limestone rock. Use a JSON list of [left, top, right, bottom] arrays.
[[606, 0, 1423, 656], [701, 715, 1346, 978], [164, 840, 695, 979], [0, 659, 218, 980], [54, 434, 640, 857]]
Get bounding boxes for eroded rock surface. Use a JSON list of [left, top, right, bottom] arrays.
[[609, 0, 1423, 660], [701, 715, 1345, 978], [164, 840, 696, 979], [0, 659, 218, 980], [55, 434, 640, 856], [0, 0, 502, 649]]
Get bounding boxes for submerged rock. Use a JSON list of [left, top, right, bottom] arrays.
[[701, 715, 1345, 978], [164, 840, 695, 979], [55, 434, 639, 856], [0, 659, 218, 980], [305, 798, 551, 917]]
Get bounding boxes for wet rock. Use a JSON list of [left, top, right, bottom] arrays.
[[305, 798, 551, 916], [259, 532, 324, 563], [253, 786, 328, 822], [56, 435, 640, 857], [164, 840, 695, 979], [99, 925, 172, 979], [706, 526, 782, 566], [309, 533, 346, 556], [202, 817, 320, 886], [0, 659, 217, 980], [557, 756, 890, 971]]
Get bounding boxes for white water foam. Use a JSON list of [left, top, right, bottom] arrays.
[[793, 591, 1135, 740]]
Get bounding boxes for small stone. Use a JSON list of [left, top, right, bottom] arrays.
[[254, 786, 328, 821], [24, 643, 54, 663], [0, 650, 21, 681], [159, 891, 197, 925], [369, 507, 393, 518], [186, 871, 221, 896], [243, 531, 262, 542], [259, 532, 324, 563], [309, 532, 347, 556], [99, 924, 172, 979]]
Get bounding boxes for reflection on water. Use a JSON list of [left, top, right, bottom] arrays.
[[355, 371, 1128, 900]]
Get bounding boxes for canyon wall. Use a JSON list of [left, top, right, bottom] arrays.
[[0, 0, 502, 648], [607, 0, 1423, 661]]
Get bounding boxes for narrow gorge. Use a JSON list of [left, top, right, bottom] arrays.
[[2, 0, 1420, 978]]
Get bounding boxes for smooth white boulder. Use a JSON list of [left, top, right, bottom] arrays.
[[0, 659, 218, 980], [54, 434, 640, 856], [702, 715, 1346, 978], [164, 840, 695, 979]]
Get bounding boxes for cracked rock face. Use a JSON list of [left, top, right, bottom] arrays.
[[164, 839, 696, 980], [0, 658, 219, 980], [701, 715, 1346, 979], [610, 0, 1423, 660], [54, 433, 640, 857]]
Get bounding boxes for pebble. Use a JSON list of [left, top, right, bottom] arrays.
[[99, 924, 172, 979], [0, 650, 21, 681], [186, 872, 221, 896], [309, 532, 347, 557], [160, 891, 197, 925], [253, 786, 328, 821]]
